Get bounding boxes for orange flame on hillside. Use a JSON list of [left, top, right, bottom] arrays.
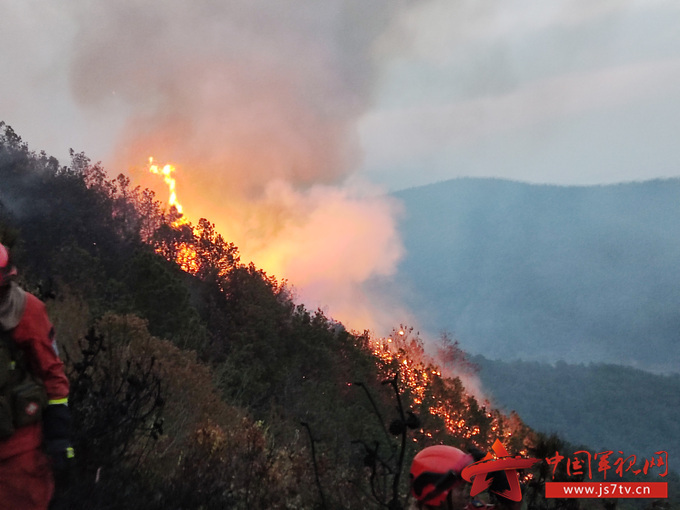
[[148, 157, 199, 273], [148, 157, 188, 227], [143, 158, 527, 453], [138, 153, 411, 336], [369, 332, 508, 445]]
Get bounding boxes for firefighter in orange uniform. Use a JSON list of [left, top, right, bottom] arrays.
[[0, 244, 73, 510]]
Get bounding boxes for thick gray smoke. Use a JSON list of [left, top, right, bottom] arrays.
[[70, 0, 407, 196], [66, 0, 413, 332]]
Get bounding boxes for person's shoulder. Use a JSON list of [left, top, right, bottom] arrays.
[[13, 290, 51, 335], [22, 291, 47, 313]]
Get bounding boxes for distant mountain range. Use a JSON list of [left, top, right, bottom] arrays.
[[374, 177, 680, 374], [473, 355, 680, 468]]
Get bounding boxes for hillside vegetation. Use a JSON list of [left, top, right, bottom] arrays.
[[0, 122, 550, 509], [3, 122, 677, 509]]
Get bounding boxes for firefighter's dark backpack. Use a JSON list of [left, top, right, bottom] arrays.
[[0, 329, 48, 439]]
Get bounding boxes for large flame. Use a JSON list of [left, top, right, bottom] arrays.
[[144, 157, 528, 452], [148, 157, 198, 273], [70, 0, 413, 335], [148, 157, 188, 227], [138, 155, 405, 333]]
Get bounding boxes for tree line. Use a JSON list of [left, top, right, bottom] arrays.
[[0, 122, 674, 509]]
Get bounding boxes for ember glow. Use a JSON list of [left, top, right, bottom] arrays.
[[145, 158, 529, 454], [368, 330, 520, 447]]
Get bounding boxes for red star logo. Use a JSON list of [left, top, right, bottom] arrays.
[[461, 439, 539, 502]]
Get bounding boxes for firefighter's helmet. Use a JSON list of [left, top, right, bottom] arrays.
[[0, 244, 17, 287], [410, 445, 474, 506]]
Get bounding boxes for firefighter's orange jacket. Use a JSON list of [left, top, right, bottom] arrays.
[[0, 291, 69, 460]]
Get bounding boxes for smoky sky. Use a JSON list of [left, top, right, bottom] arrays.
[[0, 0, 419, 333], [360, 0, 680, 190], [3, 1, 680, 191], [67, 0, 410, 198], [3, 0, 680, 335], [58, 0, 412, 332]]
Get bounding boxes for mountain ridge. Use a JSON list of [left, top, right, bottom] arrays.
[[393, 175, 680, 193], [374, 176, 680, 373], [473, 355, 680, 470]]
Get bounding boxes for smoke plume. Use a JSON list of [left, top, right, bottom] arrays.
[[68, 0, 411, 332]]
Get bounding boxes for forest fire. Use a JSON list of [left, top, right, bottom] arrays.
[[368, 329, 520, 449], [140, 153, 405, 334], [148, 158, 188, 227], [143, 157, 529, 458], [141, 155, 532, 464], [147, 157, 199, 273], [371, 333, 439, 406]]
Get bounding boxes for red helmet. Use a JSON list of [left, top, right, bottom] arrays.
[[0, 244, 17, 286], [410, 445, 474, 506]]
